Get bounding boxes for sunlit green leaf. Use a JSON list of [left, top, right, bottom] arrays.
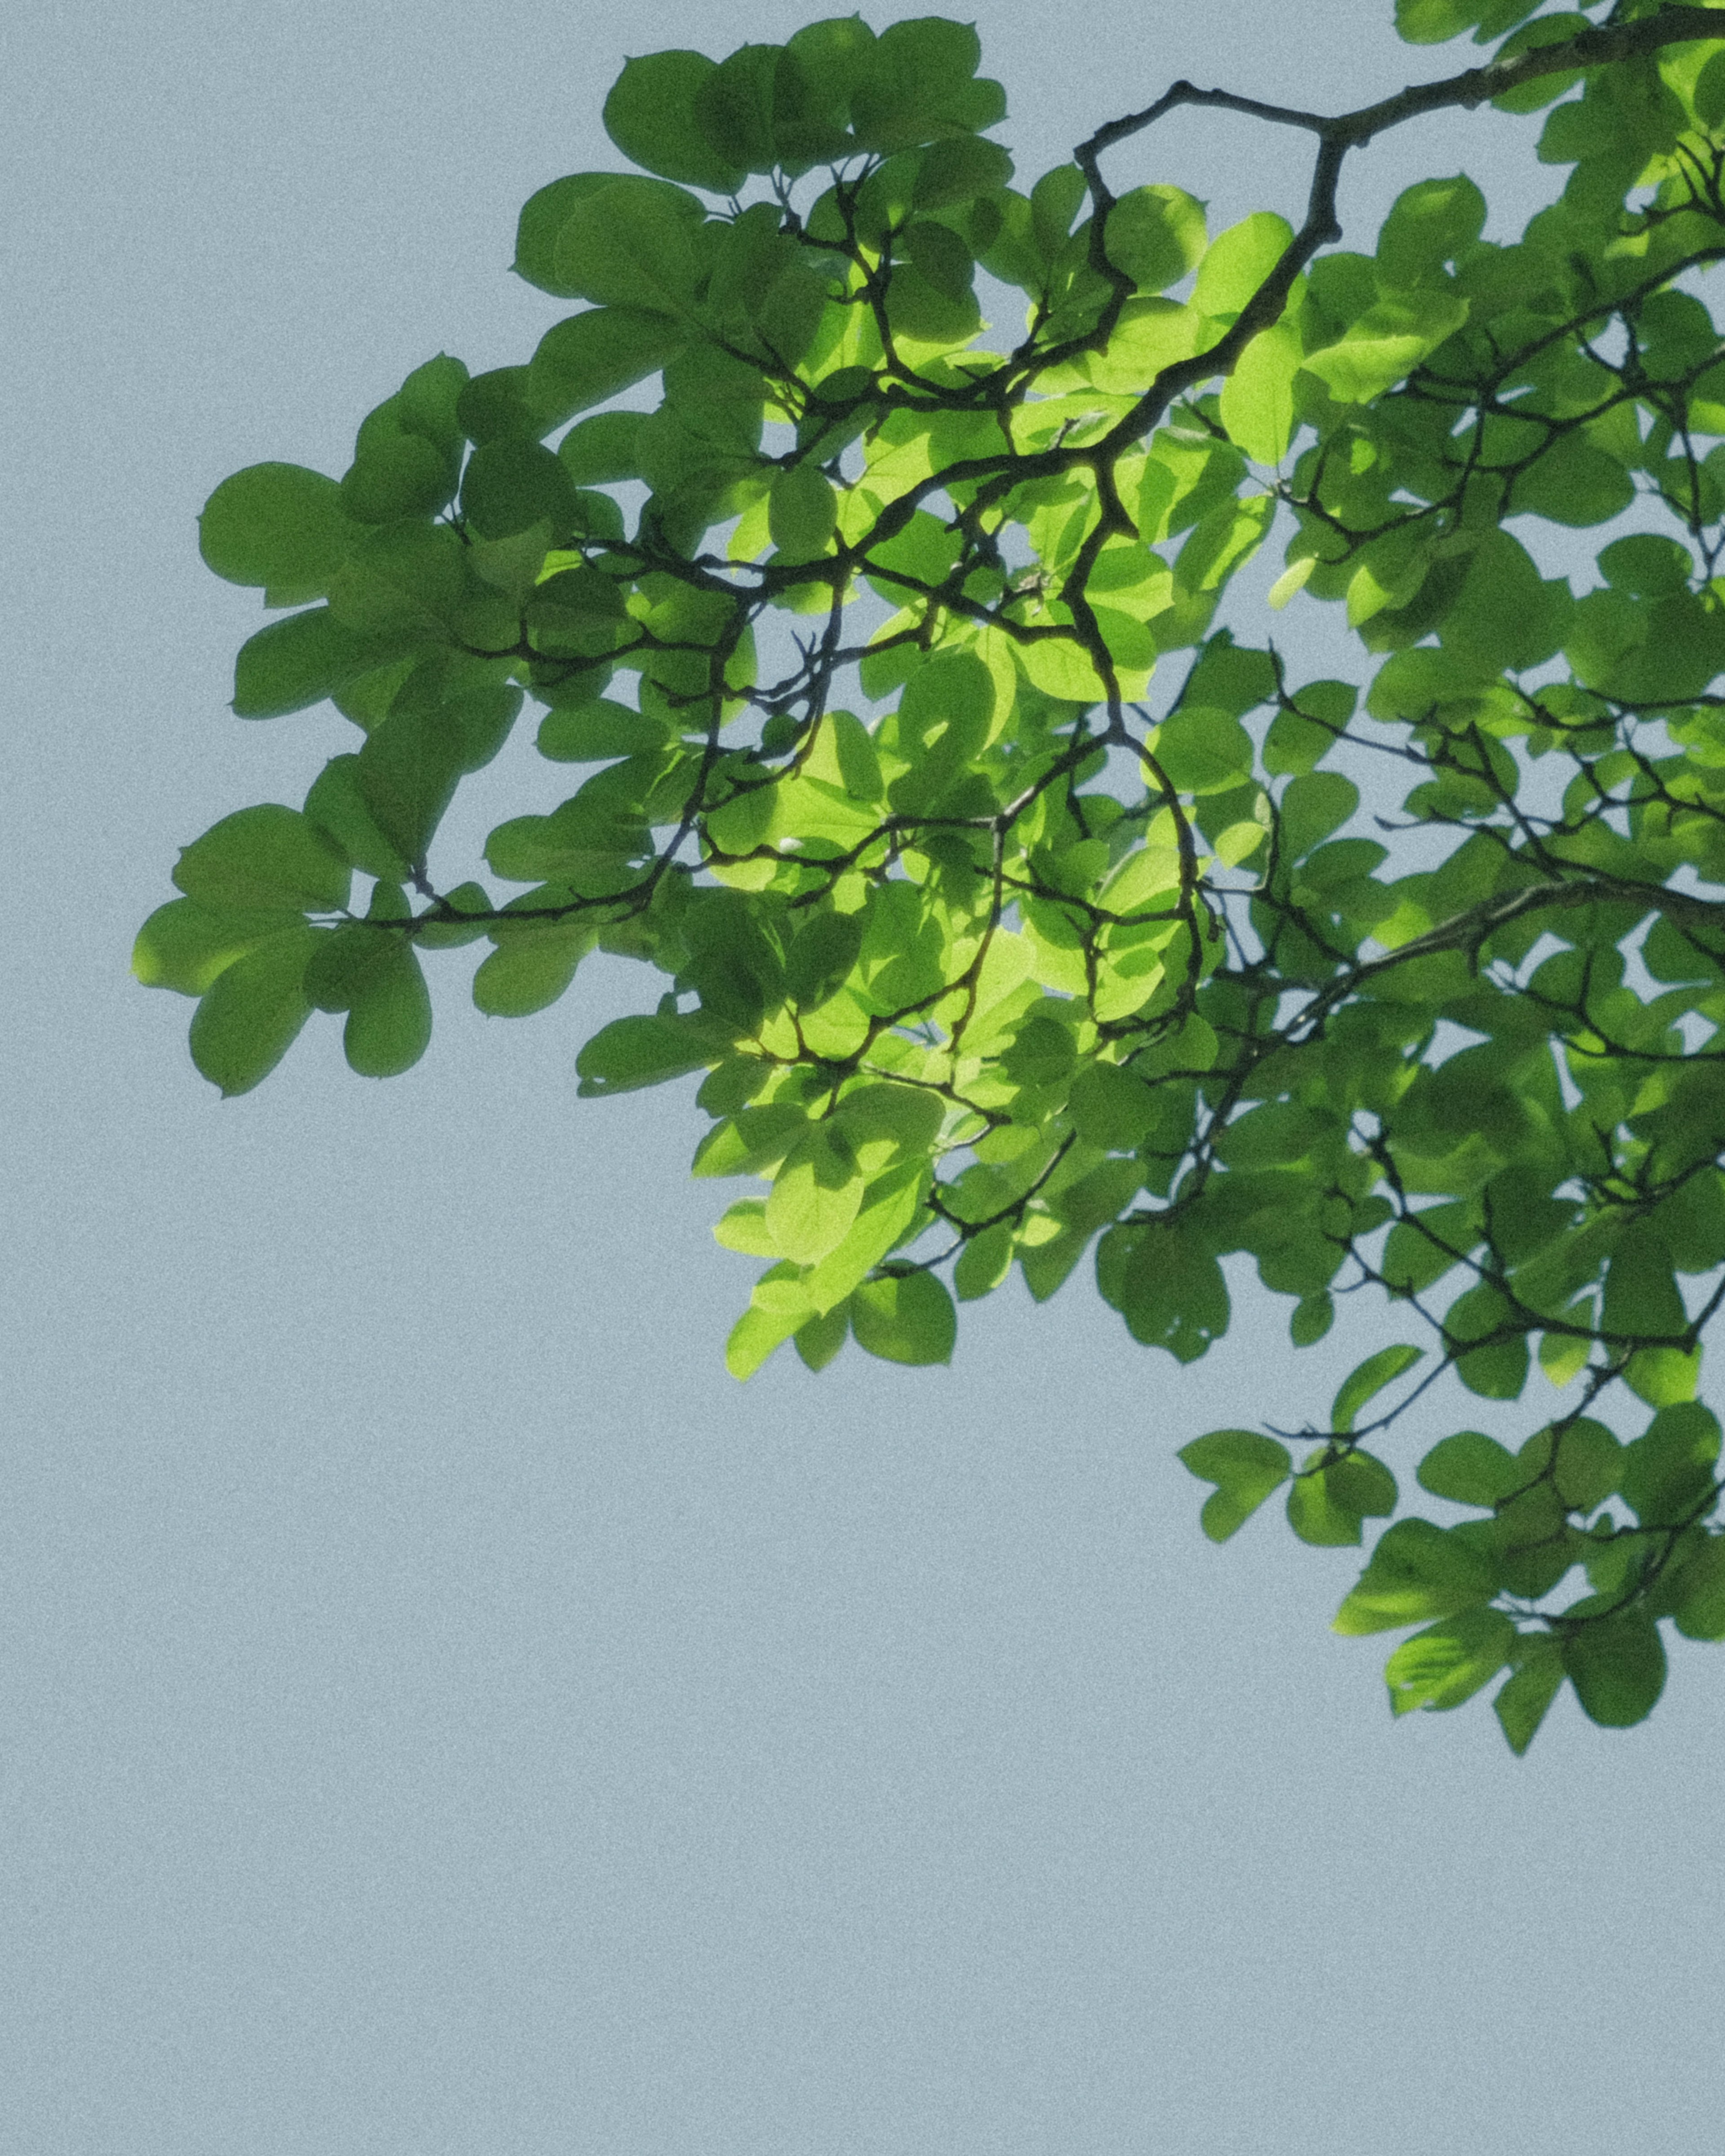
[[1385, 1607, 1514, 1715], [1178, 1429, 1293, 1542]]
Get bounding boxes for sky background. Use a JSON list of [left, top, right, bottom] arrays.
[[4, 2, 1723, 2151]]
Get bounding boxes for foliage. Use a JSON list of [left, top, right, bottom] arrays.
[[138, 3, 1725, 1748]]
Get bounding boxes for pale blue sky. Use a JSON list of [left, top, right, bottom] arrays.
[[4, 3, 1721, 2150]]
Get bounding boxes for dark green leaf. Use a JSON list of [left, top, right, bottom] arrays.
[[849, 1270, 957, 1365], [513, 172, 634, 297], [576, 1012, 730, 1096], [188, 929, 318, 1096], [769, 463, 838, 558], [460, 438, 579, 542], [473, 926, 593, 1018], [232, 607, 399, 720], [199, 463, 355, 593], [550, 181, 712, 314], [1619, 1402, 1721, 1527], [304, 754, 411, 883], [343, 939, 433, 1077], [1417, 1431, 1520, 1508], [1668, 1535, 1725, 1641], [537, 699, 669, 764], [1493, 1635, 1564, 1756], [174, 804, 350, 914], [603, 51, 748, 193], [529, 308, 689, 426], [794, 1302, 850, 1372], [1099, 1220, 1230, 1362], [1562, 1614, 1667, 1728], [785, 909, 865, 1007]]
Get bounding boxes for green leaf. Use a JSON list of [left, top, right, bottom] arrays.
[[1394, 0, 1538, 46], [801, 1161, 929, 1315], [1191, 212, 1293, 319], [1442, 530, 1569, 674], [537, 699, 669, 764], [174, 804, 351, 915], [199, 463, 354, 593], [460, 438, 579, 542], [1375, 174, 1486, 287], [551, 181, 711, 315], [769, 463, 839, 561], [343, 939, 432, 1077], [1103, 185, 1207, 293], [726, 1264, 814, 1380], [954, 1222, 1014, 1303], [1697, 49, 1725, 132], [1154, 706, 1253, 795], [1619, 1402, 1721, 1527], [327, 522, 466, 639], [849, 1270, 957, 1366], [353, 701, 466, 867], [1066, 1064, 1157, 1150], [1668, 1535, 1725, 1642], [1549, 1418, 1622, 1511], [472, 927, 593, 1017], [1333, 1517, 1496, 1635], [1290, 1292, 1334, 1345], [1385, 1607, 1514, 1715], [1218, 321, 1303, 465], [232, 606, 398, 720], [1099, 1220, 1230, 1362], [1509, 435, 1635, 527], [913, 135, 1013, 210], [603, 51, 748, 194], [304, 755, 410, 882], [1178, 1429, 1293, 1542], [794, 1302, 850, 1373], [784, 909, 866, 1008], [188, 928, 318, 1096], [766, 1124, 866, 1265], [528, 307, 688, 425], [693, 43, 784, 174], [1416, 1430, 1520, 1508], [576, 1012, 729, 1096], [849, 17, 991, 152], [1601, 1220, 1690, 1344], [1445, 1283, 1529, 1402], [1562, 1614, 1667, 1728], [304, 921, 393, 1011], [513, 173, 628, 297], [558, 411, 645, 487], [1490, 13, 1592, 114], [133, 898, 305, 997], [1279, 771, 1358, 859], [1623, 1347, 1704, 1411], [1331, 1343, 1424, 1433], [1300, 290, 1469, 402], [1493, 1635, 1564, 1756], [1287, 1449, 1398, 1547], [785, 15, 877, 142]]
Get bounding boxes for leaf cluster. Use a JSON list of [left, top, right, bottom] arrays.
[[139, 4, 1725, 1747]]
